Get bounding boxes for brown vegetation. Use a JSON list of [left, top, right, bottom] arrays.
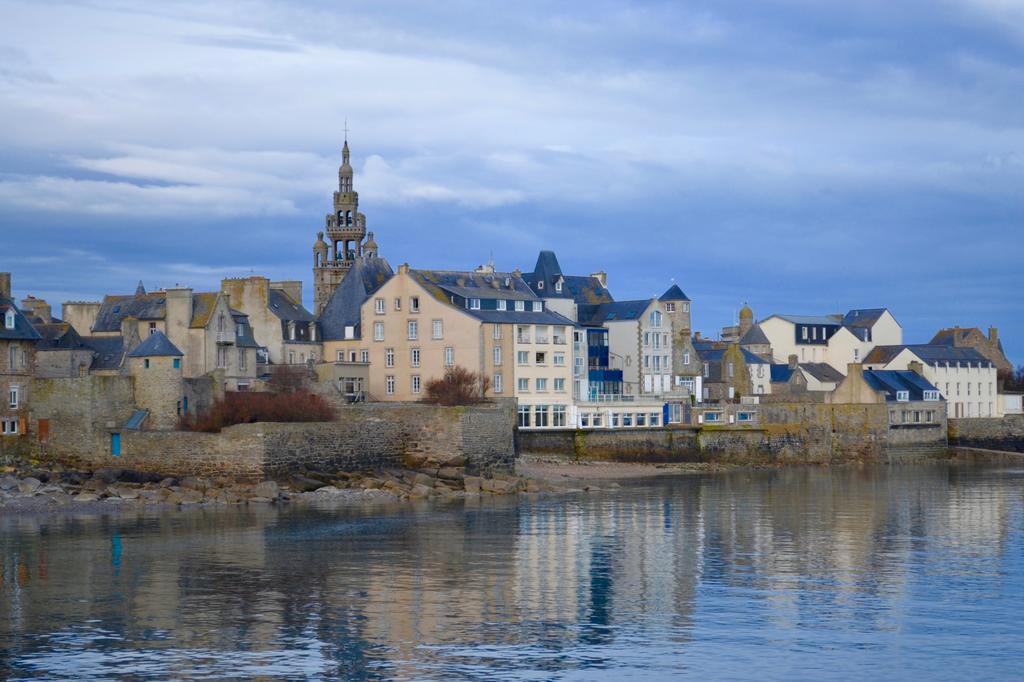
[[423, 366, 490, 406], [179, 390, 336, 433], [1000, 365, 1024, 392]]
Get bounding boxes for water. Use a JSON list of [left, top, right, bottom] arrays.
[[2, 462, 1023, 681]]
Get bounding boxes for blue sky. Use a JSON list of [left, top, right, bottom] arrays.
[[1, 0, 1022, 363]]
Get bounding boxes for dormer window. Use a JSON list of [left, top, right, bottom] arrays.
[[532, 301, 542, 312], [555, 279, 563, 293], [896, 390, 909, 402], [537, 281, 544, 290], [497, 300, 506, 311], [4, 310, 14, 330], [515, 300, 525, 312], [469, 298, 481, 310], [923, 390, 939, 401]]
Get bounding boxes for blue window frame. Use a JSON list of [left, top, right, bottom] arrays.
[[173, 358, 181, 369], [110, 432, 121, 457]]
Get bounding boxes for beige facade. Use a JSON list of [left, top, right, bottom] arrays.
[[513, 320, 573, 428], [760, 310, 902, 374]]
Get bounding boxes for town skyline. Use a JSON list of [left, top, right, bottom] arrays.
[[1, 1, 1021, 363]]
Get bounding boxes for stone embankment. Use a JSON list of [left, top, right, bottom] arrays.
[[0, 451, 565, 514]]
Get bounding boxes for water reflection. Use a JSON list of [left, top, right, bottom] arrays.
[[2, 463, 1023, 680]]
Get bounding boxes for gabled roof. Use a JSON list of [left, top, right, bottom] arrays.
[[577, 300, 651, 325], [0, 295, 43, 341], [83, 336, 126, 371], [863, 370, 941, 402], [126, 331, 183, 358], [799, 362, 844, 383], [931, 327, 1006, 354], [658, 284, 690, 302], [697, 347, 768, 364], [32, 322, 88, 350], [469, 309, 577, 326], [770, 364, 796, 383], [842, 308, 890, 329], [318, 257, 394, 341], [522, 250, 614, 305], [770, 314, 843, 326], [413, 269, 538, 302], [739, 323, 770, 346], [864, 344, 993, 367], [93, 288, 231, 331], [268, 289, 315, 322]]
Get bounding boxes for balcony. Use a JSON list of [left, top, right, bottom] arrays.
[[216, 331, 234, 345]]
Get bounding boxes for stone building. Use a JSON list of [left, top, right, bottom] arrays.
[[313, 140, 381, 315], [695, 340, 770, 401], [220, 276, 320, 367], [0, 273, 39, 453], [126, 331, 186, 430], [929, 326, 1012, 373]]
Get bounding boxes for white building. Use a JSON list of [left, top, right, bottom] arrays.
[[758, 308, 902, 374]]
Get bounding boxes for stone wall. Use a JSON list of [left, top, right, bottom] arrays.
[[31, 400, 516, 480], [30, 375, 137, 464], [949, 415, 1024, 453]]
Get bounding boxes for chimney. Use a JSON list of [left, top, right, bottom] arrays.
[[908, 360, 924, 376], [270, 280, 303, 306], [694, 331, 702, 341], [788, 354, 798, 370], [952, 325, 962, 347], [591, 271, 607, 287], [21, 296, 52, 324], [398, 263, 410, 275], [0, 272, 10, 299], [989, 326, 998, 345], [846, 362, 864, 380], [164, 287, 193, 352], [120, 315, 141, 353]]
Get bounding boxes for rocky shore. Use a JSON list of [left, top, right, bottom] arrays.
[[0, 452, 577, 514]]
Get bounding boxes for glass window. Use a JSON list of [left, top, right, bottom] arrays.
[[360, 349, 369, 363], [553, 405, 566, 427], [554, 352, 565, 366], [650, 413, 660, 427], [497, 300, 507, 311], [394, 297, 401, 311], [517, 325, 531, 343], [580, 413, 590, 427], [411, 375, 421, 394], [493, 325, 502, 339], [536, 352, 546, 365], [444, 347, 454, 367], [375, 298, 385, 314], [493, 346, 502, 365], [517, 351, 529, 365], [536, 378, 548, 392], [408, 320, 418, 340], [411, 348, 420, 367], [493, 373, 503, 393], [386, 375, 395, 395], [469, 298, 481, 310], [374, 322, 384, 341], [432, 319, 443, 339], [535, 405, 549, 427], [532, 301, 542, 312], [623, 413, 633, 427], [410, 296, 420, 312], [518, 378, 529, 392], [515, 300, 525, 312], [637, 413, 647, 426], [518, 405, 531, 427], [553, 326, 566, 344], [554, 378, 565, 392]]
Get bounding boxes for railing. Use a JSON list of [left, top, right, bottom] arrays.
[[216, 331, 233, 345], [586, 393, 635, 403]]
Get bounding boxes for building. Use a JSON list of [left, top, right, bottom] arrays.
[[1, 274, 39, 450], [929, 326, 1012, 373], [125, 331, 187, 430], [696, 341, 770, 401], [220, 276, 320, 368], [863, 344, 998, 418], [63, 282, 258, 390], [831, 364, 946, 429], [522, 250, 613, 322], [312, 139, 381, 315], [758, 308, 902, 373]]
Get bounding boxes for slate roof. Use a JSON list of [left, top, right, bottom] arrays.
[[126, 331, 183, 358], [32, 322, 89, 351], [799, 362, 845, 383], [863, 370, 942, 402], [82, 336, 126, 371], [577, 300, 651, 326], [470, 309, 577, 326], [268, 289, 316, 322], [522, 250, 614, 305], [739, 323, 770, 346], [318, 257, 394, 341], [0, 295, 43, 341], [770, 364, 796, 383], [842, 308, 889, 329], [92, 288, 230, 332], [412, 269, 538, 303], [771, 314, 843, 326], [863, 344, 993, 367], [931, 327, 1007, 354], [697, 347, 768, 364], [659, 284, 690, 302]]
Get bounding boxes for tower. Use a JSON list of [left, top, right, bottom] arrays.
[[313, 139, 379, 314]]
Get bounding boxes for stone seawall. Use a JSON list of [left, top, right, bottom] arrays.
[[520, 401, 947, 464], [33, 401, 516, 481], [949, 415, 1024, 453]]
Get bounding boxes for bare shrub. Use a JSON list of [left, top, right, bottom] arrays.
[[423, 366, 490, 406]]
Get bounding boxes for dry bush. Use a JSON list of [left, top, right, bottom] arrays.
[[179, 390, 336, 433], [267, 364, 315, 393], [423, 366, 490, 406]]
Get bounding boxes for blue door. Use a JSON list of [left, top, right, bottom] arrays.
[[111, 432, 121, 457]]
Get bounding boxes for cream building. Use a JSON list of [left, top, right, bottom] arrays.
[[758, 308, 902, 374], [863, 345, 999, 418]]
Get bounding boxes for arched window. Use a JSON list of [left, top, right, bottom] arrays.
[[337, 210, 344, 224], [346, 210, 352, 226]]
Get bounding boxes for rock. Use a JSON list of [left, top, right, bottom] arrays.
[[165, 491, 184, 504], [525, 479, 542, 493], [314, 485, 341, 495], [60, 471, 87, 486], [0, 475, 19, 491], [139, 489, 165, 503], [179, 489, 204, 504], [439, 454, 467, 467], [179, 476, 211, 491], [463, 476, 483, 494], [251, 480, 280, 499], [158, 477, 176, 488], [113, 486, 140, 500], [360, 477, 384, 489], [404, 452, 429, 469], [248, 496, 273, 504], [48, 492, 72, 506], [409, 483, 433, 499], [18, 478, 42, 494], [93, 467, 124, 483], [288, 473, 326, 492], [482, 478, 514, 494], [74, 493, 99, 503], [436, 467, 464, 483], [412, 472, 435, 488]]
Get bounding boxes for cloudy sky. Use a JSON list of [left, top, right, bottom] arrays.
[[2, 0, 1022, 362]]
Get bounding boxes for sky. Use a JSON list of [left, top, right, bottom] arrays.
[[1, 0, 1022, 364]]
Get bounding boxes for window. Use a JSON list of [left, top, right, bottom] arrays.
[[623, 413, 633, 427], [637, 413, 647, 426], [374, 322, 384, 341], [727, 361, 734, 378], [144, 359, 150, 369], [554, 378, 565, 392], [802, 326, 809, 340], [611, 413, 620, 427], [408, 320, 418, 340], [375, 298, 385, 314], [704, 412, 721, 423], [653, 334, 661, 350], [554, 352, 565, 366], [385, 348, 395, 367], [853, 348, 860, 362], [411, 348, 421, 367], [238, 349, 246, 371], [493, 346, 502, 366], [386, 375, 395, 395], [9, 385, 19, 408], [149, 321, 157, 335], [444, 346, 454, 367], [432, 319, 443, 339], [469, 298, 481, 310], [923, 390, 939, 401], [493, 325, 502, 340], [703, 362, 709, 378], [926, 410, 935, 423], [289, 323, 296, 341], [532, 301, 542, 312], [553, 405, 566, 426], [394, 297, 401, 311], [517, 351, 529, 365], [349, 351, 357, 362], [344, 325, 355, 340], [683, 303, 689, 313], [360, 349, 369, 363], [515, 300, 525, 312], [553, 326, 566, 344], [534, 405, 549, 427], [738, 412, 754, 423], [8, 345, 15, 369], [497, 299, 506, 311], [666, 303, 675, 312], [896, 390, 910, 402], [411, 296, 420, 312], [649, 311, 662, 327], [518, 405, 531, 427], [580, 413, 590, 427], [411, 375, 421, 394], [555, 280, 563, 293], [493, 373, 503, 393], [536, 352, 546, 365], [536, 378, 548, 392], [517, 326, 530, 343], [518, 378, 529, 392], [683, 351, 690, 365], [644, 332, 650, 347], [4, 310, 14, 329], [535, 326, 549, 343], [288, 351, 295, 364], [337, 351, 344, 361], [650, 413, 660, 427]]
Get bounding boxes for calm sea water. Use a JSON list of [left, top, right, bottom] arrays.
[[2, 462, 1023, 681]]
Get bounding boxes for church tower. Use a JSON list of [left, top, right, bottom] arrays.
[[313, 139, 380, 314]]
